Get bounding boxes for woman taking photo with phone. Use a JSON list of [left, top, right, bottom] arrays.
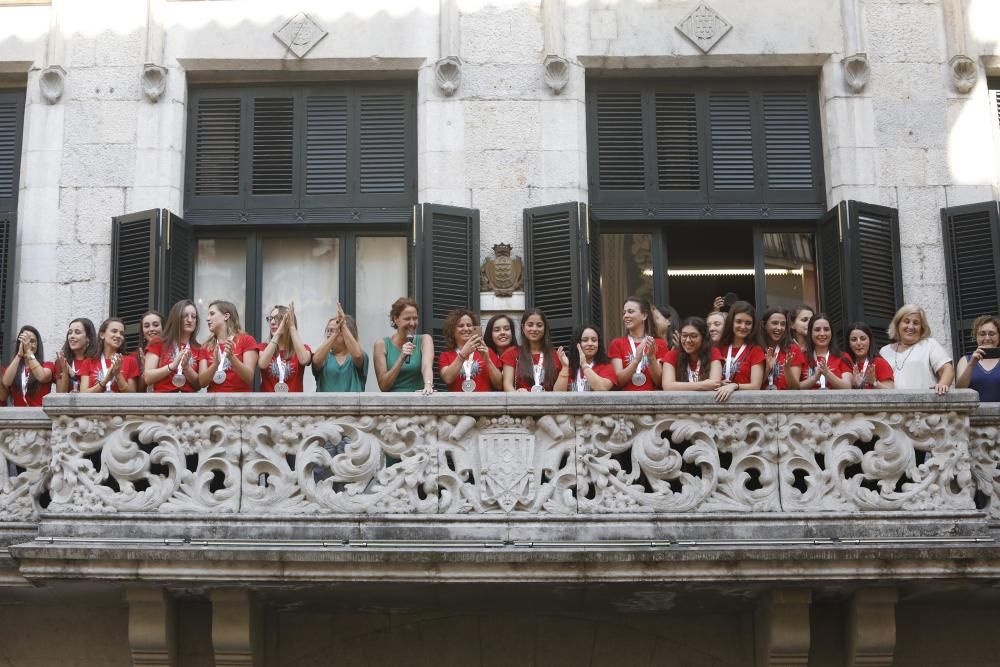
[[609, 296, 667, 391], [559, 325, 615, 392], [789, 313, 852, 390], [662, 317, 723, 391], [956, 315, 1000, 401], [843, 322, 894, 389], [502, 308, 567, 392], [80, 318, 140, 393], [55, 318, 98, 393], [483, 314, 518, 388], [714, 301, 766, 402], [313, 304, 368, 392], [879, 304, 953, 395], [1, 326, 54, 406], [199, 301, 258, 393], [757, 307, 804, 391], [438, 309, 500, 392], [258, 303, 311, 393], [374, 297, 435, 395], [144, 300, 201, 393]]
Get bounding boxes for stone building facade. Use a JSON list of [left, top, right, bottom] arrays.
[[2, 0, 1000, 665]]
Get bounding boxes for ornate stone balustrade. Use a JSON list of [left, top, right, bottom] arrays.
[[0, 390, 991, 519]]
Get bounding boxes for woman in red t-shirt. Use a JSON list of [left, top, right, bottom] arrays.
[[757, 307, 805, 391], [844, 321, 895, 389], [55, 318, 98, 393], [788, 313, 852, 390], [789, 304, 814, 353], [144, 300, 202, 393], [501, 309, 567, 392], [438, 309, 501, 392], [1, 325, 55, 407], [134, 310, 163, 393], [258, 303, 311, 393], [608, 296, 668, 391], [560, 325, 615, 392], [80, 318, 140, 393], [483, 314, 518, 389], [662, 317, 723, 391], [199, 301, 258, 393], [714, 301, 767, 402]]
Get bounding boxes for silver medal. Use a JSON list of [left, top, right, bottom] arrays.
[[631, 371, 646, 386], [213, 370, 227, 385], [274, 381, 289, 393], [171, 374, 186, 388], [462, 379, 476, 392], [530, 384, 544, 393]]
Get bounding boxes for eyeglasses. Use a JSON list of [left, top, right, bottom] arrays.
[[265, 315, 281, 323], [679, 333, 701, 341]]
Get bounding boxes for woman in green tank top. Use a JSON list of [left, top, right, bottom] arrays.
[[373, 297, 435, 394]]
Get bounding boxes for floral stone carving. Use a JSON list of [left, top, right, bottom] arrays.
[[970, 423, 1000, 520], [438, 414, 576, 513], [0, 426, 51, 522]]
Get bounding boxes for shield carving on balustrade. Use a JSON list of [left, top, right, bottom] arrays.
[[477, 432, 536, 512]]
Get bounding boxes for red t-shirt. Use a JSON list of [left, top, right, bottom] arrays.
[[607, 336, 670, 391], [761, 343, 806, 390], [145, 337, 200, 393], [567, 361, 617, 391], [258, 344, 312, 393], [201, 333, 258, 393], [712, 343, 767, 386], [841, 355, 894, 389], [3, 362, 55, 406], [802, 352, 851, 389], [661, 348, 713, 383], [500, 347, 563, 391], [79, 354, 142, 393], [438, 349, 501, 392]]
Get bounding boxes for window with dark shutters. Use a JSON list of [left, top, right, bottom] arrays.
[[191, 97, 242, 200], [524, 203, 587, 349], [817, 203, 846, 340], [305, 95, 348, 196], [942, 202, 1000, 356], [251, 96, 295, 197], [587, 80, 823, 213], [0, 213, 14, 357], [0, 90, 24, 359]]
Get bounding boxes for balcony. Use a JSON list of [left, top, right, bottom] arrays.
[[2, 392, 1000, 664]]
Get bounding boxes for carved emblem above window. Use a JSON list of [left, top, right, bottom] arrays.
[[480, 243, 523, 297], [273, 13, 328, 58], [675, 2, 732, 54]]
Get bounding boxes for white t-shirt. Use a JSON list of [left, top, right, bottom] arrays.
[[879, 338, 952, 390]]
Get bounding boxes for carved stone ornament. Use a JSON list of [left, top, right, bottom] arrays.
[[950, 55, 978, 94], [480, 243, 523, 297], [39, 65, 67, 105], [675, 2, 732, 54], [434, 56, 462, 97], [842, 53, 870, 94], [0, 425, 51, 521], [273, 12, 328, 59], [141, 64, 168, 103], [543, 55, 570, 95]]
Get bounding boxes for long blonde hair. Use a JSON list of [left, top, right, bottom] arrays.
[[205, 300, 242, 350], [269, 304, 299, 356]]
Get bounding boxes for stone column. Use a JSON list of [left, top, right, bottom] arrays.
[[754, 588, 812, 667], [846, 587, 897, 667], [126, 587, 176, 667], [210, 588, 261, 667]]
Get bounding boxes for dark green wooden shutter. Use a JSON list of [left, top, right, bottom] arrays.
[[358, 92, 409, 195], [942, 202, 1000, 356], [708, 91, 755, 191], [188, 94, 243, 208], [304, 94, 348, 198], [762, 91, 815, 191], [110, 210, 159, 351], [594, 90, 645, 192], [420, 204, 479, 390], [250, 95, 295, 201], [0, 92, 25, 213], [846, 201, 902, 349], [524, 203, 585, 349], [163, 212, 193, 309], [817, 203, 847, 340], [584, 205, 602, 328], [655, 91, 700, 191], [0, 212, 15, 359]]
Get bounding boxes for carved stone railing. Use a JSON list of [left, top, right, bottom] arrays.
[[0, 390, 985, 519]]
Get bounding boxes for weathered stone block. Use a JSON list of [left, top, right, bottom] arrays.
[[64, 101, 138, 145], [61, 144, 135, 187], [464, 149, 541, 189], [465, 100, 540, 151], [56, 243, 95, 283]]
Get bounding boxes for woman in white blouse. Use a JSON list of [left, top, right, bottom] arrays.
[[879, 304, 953, 395]]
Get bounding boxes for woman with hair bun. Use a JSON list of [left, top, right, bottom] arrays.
[[198, 301, 258, 392], [374, 297, 435, 395], [438, 309, 500, 392]]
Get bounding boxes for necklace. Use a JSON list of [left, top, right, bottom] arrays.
[[893, 343, 915, 371]]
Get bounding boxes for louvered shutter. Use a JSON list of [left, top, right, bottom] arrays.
[[762, 91, 816, 192], [708, 91, 755, 193], [655, 91, 700, 192], [845, 201, 902, 350], [303, 94, 349, 204], [817, 203, 847, 341], [358, 92, 411, 201], [0, 212, 15, 359], [248, 94, 295, 207], [524, 203, 584, 349], [594, 90, 646, 193], [584, 205, 602, 328], [942, 202, 1000, 356], [163, 212, 193, 310], [420, 204, 480, 391], [110, 210, 159, 351], [0, 91, 24, 213], [187, 94, 243, 209]]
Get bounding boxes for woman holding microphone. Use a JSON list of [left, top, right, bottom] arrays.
[[374, 297, 435, 395]]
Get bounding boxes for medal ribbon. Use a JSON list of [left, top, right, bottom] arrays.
[[21, 366, 29, 395], [217, 341, 231, 374], [460, 349, 473, 382], [768, 346, 781, 388], [575, 368, 587, 392], [99, 354, 113, 392], [855, 358, 870, 388], [688, 360, 700, 383], [724, 345, 746, 382], [628, 337, 648, 373], [276, 352, 287, 384], [533, 353, 544, 388], [815, 352, 829, 389]]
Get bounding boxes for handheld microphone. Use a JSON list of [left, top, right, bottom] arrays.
[[403, 328, 415, 364]]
